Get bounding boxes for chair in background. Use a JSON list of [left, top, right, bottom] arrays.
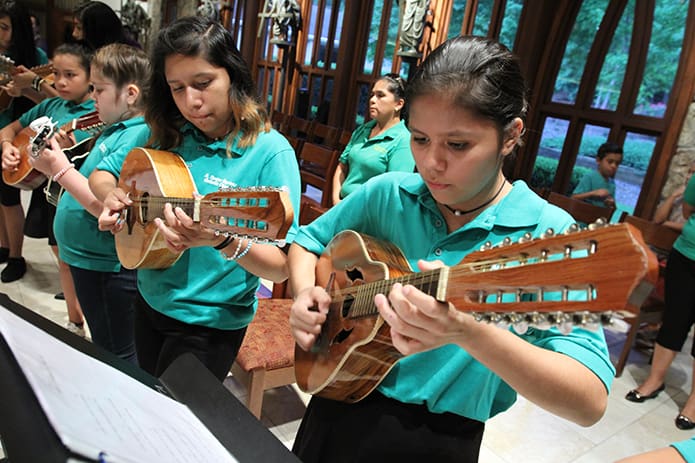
[[270, 111, 288, 132], [285, 115, 312, 139], [612, 214, 680, 377], [337, 129, 352, 151], [230, 202, 325, 418], [308, 121, 340, 149], [298, 141, 340, 208], [546, 191, 616, 224]]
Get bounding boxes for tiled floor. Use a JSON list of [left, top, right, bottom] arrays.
[[1, 204, 693, 461]]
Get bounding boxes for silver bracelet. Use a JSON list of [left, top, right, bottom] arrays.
[[220, 238, 244, 261], [236, 240, 253, 260]]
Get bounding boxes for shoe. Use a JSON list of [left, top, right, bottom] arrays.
[[0, 247, 8, 263], [1, 257, 26, 282], [676, 414, 695, 430], [65, 321, 86, 338], [54, 292, 65, 300], [625, 383, 665, 402]]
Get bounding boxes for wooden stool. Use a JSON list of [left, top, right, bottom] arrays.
[[231, 298, 296, 418]]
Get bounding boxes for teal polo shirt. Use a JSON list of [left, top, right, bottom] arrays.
[[18, 96, 96, 143], [294, 173, 615, 422], [572, 169, 616, 207], [54, 116, 151, 272], [338, 119, 413, 199], [0, 47, 49, 128], [673, 436, 695, 462], [673, 174, 695, 260], [96, 123, 302, 330]]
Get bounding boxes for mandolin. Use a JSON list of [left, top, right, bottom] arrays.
[[2, 111, 103, 190], [0, 58, 54, 111], [43, 136, 95, 206], [294, 223, 658, 403], [115, 147, 294, 269]]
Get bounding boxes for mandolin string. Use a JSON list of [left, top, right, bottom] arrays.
[[331, 246, 587, 319]]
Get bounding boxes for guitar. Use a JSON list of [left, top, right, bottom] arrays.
[[0, 58, 54, 111], [115, 147, 294, 269], [43, 137, 95, 206], [294, 224, 659, 403], [2, 111, 103, 190]]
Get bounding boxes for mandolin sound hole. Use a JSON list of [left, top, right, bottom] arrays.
[[332, 328, 353, 345], [139, 193, 149, 223]]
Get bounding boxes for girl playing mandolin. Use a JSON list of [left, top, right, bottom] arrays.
[[1, 43, 94, 338], [0, 0, 49, 284], [29, 43, 151, 362], [288, 36, 614, 462], [91, 17, 301, 380]]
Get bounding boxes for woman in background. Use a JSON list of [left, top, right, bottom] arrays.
[[331, 73, 413, 205]]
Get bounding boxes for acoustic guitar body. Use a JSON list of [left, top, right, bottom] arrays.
[[294, 230, 412, 403], [2, 126, 47, 190], [116, 148, 196, 269]]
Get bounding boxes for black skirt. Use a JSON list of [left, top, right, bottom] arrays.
[[292, 391, 485, 463]]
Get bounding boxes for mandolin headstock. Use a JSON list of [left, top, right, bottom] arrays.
[[441, 221, 659, 332], [200, 187, 294, 245]]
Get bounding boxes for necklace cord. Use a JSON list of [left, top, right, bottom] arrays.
[[443, 181, 506, 216]]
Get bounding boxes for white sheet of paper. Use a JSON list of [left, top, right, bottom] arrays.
[[0, 306, 238, 463]]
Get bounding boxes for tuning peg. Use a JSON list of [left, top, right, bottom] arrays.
[[480, 241, 493, 251], [501, 236, 513, 246], [588, 217, 609, 230], [565, 223, 580, 234], [518, 232, 532, 243], [540, 228, 555, 239]]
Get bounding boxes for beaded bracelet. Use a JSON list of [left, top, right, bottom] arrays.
[[213, 235, 234, 250], [32, 75, 44, 92], [236, 240, 253, 260], [220, 238, 244, 261], [53, 163, 75, 182]]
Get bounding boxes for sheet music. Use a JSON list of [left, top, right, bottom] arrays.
[[0, 306, 238, 463]]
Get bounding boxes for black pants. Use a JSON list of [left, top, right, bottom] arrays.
[[658, 249, 695, 356], [293, 392, 485, 463], [133, 292, 247, 381]]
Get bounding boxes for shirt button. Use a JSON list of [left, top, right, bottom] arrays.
[[434, 248, 442, 256], [434, 219, 443, 227]]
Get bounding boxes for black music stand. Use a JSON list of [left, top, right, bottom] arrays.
[[0, 293, 299, 463]]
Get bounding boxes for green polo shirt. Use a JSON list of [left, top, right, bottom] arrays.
[[338, 119, 413, 199], [674, 174, 695, 260], [572, 169, 616, 207], [54, 116, 151, 272], [0, 47, 49, 128], [672, 436, 695, 462], [18, 96, 96, 143], [294, 173, 615, 422], [96, 122, 301, 330]]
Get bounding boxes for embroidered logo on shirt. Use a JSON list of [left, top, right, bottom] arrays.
[[203, 172, 236, 189]]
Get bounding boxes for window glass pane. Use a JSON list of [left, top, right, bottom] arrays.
[[569, 124, 610, 196], [472, 0, 493, 36], [633, 0, 688, 117], [330, 3, 345, 70], [317, 0, 332, 68], [363, 1, 380, 73], [316, 78, 333, 122], [499, 0, 524, 49], [617, 132, 656, 213], [257, 67, 265, 104], [355, 83, 370, 126], [380, 1, 400, 75], [446, 1, 468, 40], [310, 75, 322, 118], [267, 69, 275, 108], [552, 0, 608, 104], [304, 0, 320, 65], [530, 117, 569, 191], [592, 0, 634, 111]]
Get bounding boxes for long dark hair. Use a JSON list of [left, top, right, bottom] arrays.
[[0, 0, 39, 68], [147, 16, 268, 150], [74, 1, 125, 50]]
